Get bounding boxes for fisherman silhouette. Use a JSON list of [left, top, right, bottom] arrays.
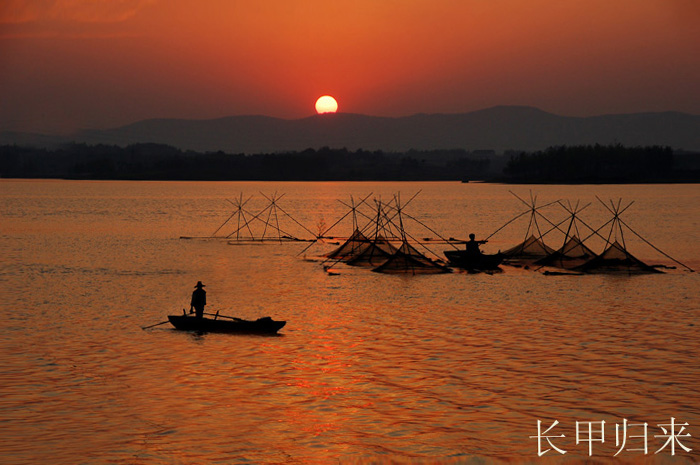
[[190, 281, 206, 319], [465, 233, 487, 256]]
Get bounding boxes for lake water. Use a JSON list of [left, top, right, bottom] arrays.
[[1, 180, 699, 464]]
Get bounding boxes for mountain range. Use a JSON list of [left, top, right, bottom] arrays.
[[3, 106, 699, 153]]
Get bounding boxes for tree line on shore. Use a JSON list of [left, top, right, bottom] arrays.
[[504, 144, 699, 183], [0, 143, 697, 182], [0, 144, 492, 181]]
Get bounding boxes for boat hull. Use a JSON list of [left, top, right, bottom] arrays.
[[168, 315, 286, 334], [444, 250, 504, 270]]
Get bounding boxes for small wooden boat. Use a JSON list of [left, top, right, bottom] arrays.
[[444, 250, 504, 270], [168, 314, 286, 334]]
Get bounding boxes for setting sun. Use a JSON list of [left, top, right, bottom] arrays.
[[315, 95, 338, 114]]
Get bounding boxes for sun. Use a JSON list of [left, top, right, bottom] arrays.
[[315, 95, 338, 114]]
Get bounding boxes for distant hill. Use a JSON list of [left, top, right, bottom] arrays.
[[0, 131, 69, 148], [2, 106, 699, 153]]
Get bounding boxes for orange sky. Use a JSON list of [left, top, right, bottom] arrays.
[[1, 0, 698, 134]]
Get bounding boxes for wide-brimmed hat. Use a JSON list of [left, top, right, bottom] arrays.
[[194, 281, 205, 288]]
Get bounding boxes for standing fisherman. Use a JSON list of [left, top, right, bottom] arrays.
[[190, 281, 206, 318]]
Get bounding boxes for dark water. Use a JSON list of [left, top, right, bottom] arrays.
[[1, 180, 698, 464]]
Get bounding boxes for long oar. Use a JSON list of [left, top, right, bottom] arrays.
[[141, 320, 170, 330], [203, 311, 243, 321]]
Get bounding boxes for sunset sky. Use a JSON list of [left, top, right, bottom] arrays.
[[1, 0, 698, 134]]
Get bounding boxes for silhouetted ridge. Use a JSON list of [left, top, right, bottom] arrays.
[[1, 106, 698, 153]]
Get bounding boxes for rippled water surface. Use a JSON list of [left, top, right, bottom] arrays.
[[1, 180, 699, 464]]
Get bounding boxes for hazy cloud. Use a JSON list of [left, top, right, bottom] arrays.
[[0, 0, 155, 24]]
